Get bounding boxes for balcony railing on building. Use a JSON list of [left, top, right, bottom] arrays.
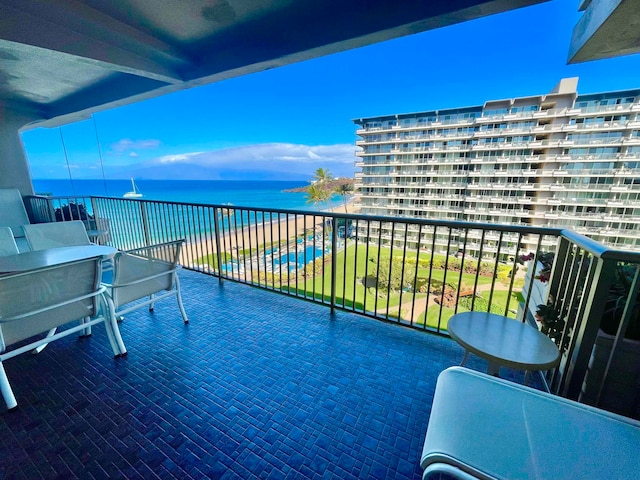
[[23, 193, 640, 420]]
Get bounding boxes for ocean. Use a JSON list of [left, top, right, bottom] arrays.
[[32, 179, 347, 212]]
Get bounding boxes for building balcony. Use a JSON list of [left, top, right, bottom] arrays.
[[3, 268, 490, 479], [4, 194, 640, 479], [577, 104, 635, 115]]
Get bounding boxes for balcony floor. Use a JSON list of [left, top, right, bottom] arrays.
[[1, 270, 534, 479]]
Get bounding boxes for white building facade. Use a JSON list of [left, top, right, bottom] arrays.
[[353, 78, 640, 254]]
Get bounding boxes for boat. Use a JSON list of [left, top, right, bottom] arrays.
[[123, 178, 143, 198]]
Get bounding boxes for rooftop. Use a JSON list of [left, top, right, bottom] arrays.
[[0, 269, 534, 479]]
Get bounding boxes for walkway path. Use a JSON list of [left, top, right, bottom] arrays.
[[376, 282, 511, 325]]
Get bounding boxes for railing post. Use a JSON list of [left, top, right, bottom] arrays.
[[213, 206, 224, 286], [547, 236, 570, 305], [330, 215, 338, 314], [139, 201, 152, 247], [560, 257, 617, 399]]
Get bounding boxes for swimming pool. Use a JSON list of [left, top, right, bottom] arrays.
[[273, 245, 326, 271], [221, 260, 242, 273]]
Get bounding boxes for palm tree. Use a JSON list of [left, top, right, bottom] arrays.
[[335, 182, 354, 213], [313, 167, 333, 185], [306, 183, 332, 210]]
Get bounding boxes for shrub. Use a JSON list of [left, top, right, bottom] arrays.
[[431, 258, 446, 270], [478, 262, 496, 277], [418, 258, 431, 268], [371, 258, 416, 292], [459, 295, 504, 314], [496, 264, 513, 282]]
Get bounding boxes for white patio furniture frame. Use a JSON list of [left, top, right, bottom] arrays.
[[22, 220, 111, 342], [23, 220, 91, 250], [0, 227, 19, 256], [0, 188, 31, 252], [103, 240, 188, 324], [0, 257, 127, 410], [421, 367, 640, 479]]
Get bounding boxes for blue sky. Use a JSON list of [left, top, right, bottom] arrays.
[[22, 0, 640, 181]]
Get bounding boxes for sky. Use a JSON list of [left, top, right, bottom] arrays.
[[21, 0, 640, 182]]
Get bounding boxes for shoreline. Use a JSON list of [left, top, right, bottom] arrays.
[[184, 199, 359, 265]]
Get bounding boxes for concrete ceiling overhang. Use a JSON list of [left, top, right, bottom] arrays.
[[568, 0, 640, 63], [0, 0, 549, 129]]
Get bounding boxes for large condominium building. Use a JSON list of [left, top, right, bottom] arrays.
[[353, 78, 640, 255]]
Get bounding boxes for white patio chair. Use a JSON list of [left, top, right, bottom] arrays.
[[23, 220, 107, 342], [22, 220, 91, 250], [0, 227, 19, 256], [0, 188, 31, 252], [103, 240, 189, 324], [23, 220, 112, 271], [0, 257, 126, 410]]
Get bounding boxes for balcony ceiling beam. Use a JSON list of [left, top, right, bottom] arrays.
[[0, 0, 552, 129], [0, 0, 188, 84], [568, 0, 640, 63]]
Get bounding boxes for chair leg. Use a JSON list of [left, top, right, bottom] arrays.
[[80, 316, 92, 337], [0, 361, 17, 410], [148, 293, 155, 312], [175, 275, 189, 324], [32, 328, 56, 355], [103, 293, 127, 357]]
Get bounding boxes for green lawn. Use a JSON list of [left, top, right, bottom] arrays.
[[273, 243, 519, 323], [195, 241, 522, 324]]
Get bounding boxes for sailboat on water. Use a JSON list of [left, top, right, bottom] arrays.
[[123, 178, 143, 198]]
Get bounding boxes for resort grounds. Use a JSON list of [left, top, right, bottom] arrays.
[[187, 200, 525, 331]]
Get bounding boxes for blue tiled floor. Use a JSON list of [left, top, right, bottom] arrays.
[[0, 270, 536, 479]]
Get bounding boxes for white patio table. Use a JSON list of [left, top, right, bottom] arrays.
[[448, 311, 560, 376], [0, 245, 116, 275]]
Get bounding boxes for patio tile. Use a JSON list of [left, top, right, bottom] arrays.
[[0, 270, 537, 479]]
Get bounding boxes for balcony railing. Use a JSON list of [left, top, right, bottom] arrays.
[[23, 194, 640, 417], [540, 231, 640, 415]]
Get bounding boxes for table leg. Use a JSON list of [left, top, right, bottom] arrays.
[[487, 361, 500, 376], [460, 350, 469, 366]]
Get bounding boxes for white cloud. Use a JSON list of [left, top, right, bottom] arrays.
[[109, 138, 161, 155], [129, 152, 139, 157], [155, 152, 204, 164], [143, 143, 356, 179]]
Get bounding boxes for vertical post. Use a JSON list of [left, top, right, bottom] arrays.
[[547, 236, 570, 305], [560, 257, 617, 399], [213, 206, 224, 286], [140, 201, 152, 248], [89, 196, 102, 245], [330, 215, 338, 314]]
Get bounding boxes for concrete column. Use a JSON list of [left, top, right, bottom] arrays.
[[0, 103, 38, 195]]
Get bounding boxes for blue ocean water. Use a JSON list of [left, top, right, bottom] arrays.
[[32, 179, 346, 211]]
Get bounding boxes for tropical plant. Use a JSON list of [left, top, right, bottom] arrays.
[[313, 167, 333, 185], [600, 263, 640, 341], [535, 303, 564, 342], [306, 182, 332, 210], [335, 182, 354, 213], [54, 201, 93, 222]]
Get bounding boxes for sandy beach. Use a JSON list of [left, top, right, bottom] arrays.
[[184, 200, 360, 266]]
